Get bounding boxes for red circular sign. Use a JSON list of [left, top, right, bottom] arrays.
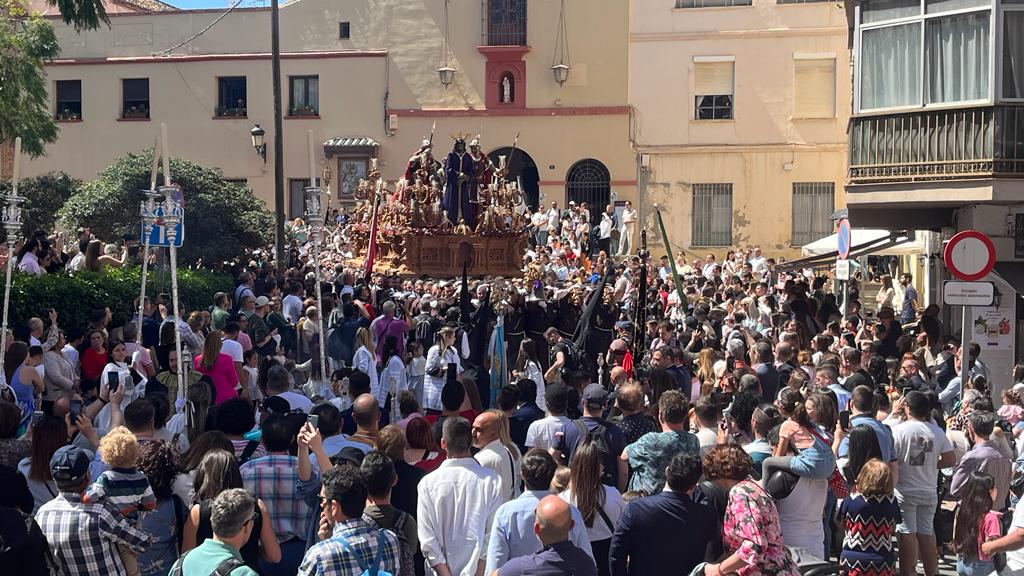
[[837, 218, 852, 260], [943, 230, 995, 281]]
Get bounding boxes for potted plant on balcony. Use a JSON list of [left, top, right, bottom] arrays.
[[123, 104, 150, 119], [289, 105, 318, 117], [56, 108, 81, 121], [216, 100, 247, 118]]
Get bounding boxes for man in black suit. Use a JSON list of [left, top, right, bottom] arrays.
[[753, 341, 780, 402], [609, 452, 715, 576], [509, 378, 544, 454]]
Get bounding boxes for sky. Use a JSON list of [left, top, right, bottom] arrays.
[[166, 0, 267, 10]]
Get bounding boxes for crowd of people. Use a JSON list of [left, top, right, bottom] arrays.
[[2, 211, 1024, 576]]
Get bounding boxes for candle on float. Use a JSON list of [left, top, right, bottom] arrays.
[[308, 130, 316, 188], [160, 123, 171, 187], [150, 135, 161, 192], [11, 137, 21, 196]]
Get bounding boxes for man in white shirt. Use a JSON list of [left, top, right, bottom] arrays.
[[473, 410, 520, 504], [748, 247, 768, 277], [547, 202, 560, 239], [418, 417, 502, 576], [892, 391, 955, 576], [266, 364, 314, 413], [526, 384, 571, 451], [532, 205, 549, 247], [598, 210, 613, 256], [617, 201, 637, 256], [282, 282, 304, 324]]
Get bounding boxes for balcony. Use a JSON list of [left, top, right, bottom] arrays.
[[481, 0, 527, 47], [848, 104, 1024, 184]]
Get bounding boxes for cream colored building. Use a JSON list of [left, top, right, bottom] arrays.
[[630, 0, 851, 258], [23, 0, 634, 222]]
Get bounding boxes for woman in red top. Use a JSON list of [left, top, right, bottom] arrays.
[[193, 331, 240, 405], [405, 416, 444, 474], [79, 329, 108, 399]]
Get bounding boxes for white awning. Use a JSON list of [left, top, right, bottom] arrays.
[[801, 229, 925, 257]]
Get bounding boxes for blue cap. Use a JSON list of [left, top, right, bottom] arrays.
[[50, 445, 90, 485]]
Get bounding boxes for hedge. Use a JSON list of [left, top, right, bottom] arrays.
[[3, 266, 233, 331]]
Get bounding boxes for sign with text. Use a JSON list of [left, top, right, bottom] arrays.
[[835, 259, 851, 281], [943, 280, 995, 307]]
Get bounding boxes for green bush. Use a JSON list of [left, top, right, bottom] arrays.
[[3, 266, 232, 330], [0, 172, 79, 240]]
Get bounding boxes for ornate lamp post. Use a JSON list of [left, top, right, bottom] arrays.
[[159, 123, 186, 405], [136, 135, 162, 352], [0, 137, 25, 371], [305, 130, 328, 388]]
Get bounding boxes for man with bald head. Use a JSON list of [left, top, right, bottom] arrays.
[[493, 495, 597, 576], [474, 410, 520, 503]]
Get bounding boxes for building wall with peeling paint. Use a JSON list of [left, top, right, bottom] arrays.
[[630, 0, 851, 259]]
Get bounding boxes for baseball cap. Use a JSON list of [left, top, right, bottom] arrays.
[[614, 320, 633, 331], [583, 383, 608, 408], [50, 445, 91, 486], [254, 296, 271, 307]]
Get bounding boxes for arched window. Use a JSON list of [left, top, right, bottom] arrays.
[[487, 0, 527, 46], [565, 159, 610, 222]]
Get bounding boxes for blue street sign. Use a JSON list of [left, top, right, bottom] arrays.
[[140, 185, 184, 247], [837, 218, 851, 260]]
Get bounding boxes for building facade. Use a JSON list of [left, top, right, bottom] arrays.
[[630, 0, 851, 258], [844, 0, 1024, 391], [23, 0, 634, 222]]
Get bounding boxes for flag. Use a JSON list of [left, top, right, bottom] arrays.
[[489, 315, 507, 407]]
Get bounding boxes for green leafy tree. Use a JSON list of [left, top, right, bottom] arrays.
[[0, 172, 78, 236], [0, 0, 60, 158], [47, 0, 109, 32], [58, 150, 274, 265]]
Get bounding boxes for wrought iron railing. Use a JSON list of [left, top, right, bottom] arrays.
[[481, 0, 527, 46], [848, 104, 1024, 183]]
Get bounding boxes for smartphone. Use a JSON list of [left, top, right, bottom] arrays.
[[839, 410, 850, 431], [69, 399, 83, 422], [107, 372, 120, 392], [31, 410, 45, 427], [902, 386, 912, 397], [307, 414, 320, 428]]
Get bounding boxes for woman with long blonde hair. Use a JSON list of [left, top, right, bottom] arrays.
[[352, 326, 380, 403], [696, 348, 716, 396]]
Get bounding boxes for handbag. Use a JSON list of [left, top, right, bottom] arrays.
[[807, 426, 850, 499]]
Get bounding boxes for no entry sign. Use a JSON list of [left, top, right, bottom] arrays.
[[837, 218, 851, 260], [943, 230, 995, 282]]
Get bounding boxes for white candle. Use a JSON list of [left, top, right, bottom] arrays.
[[160, 123, 171, 187], [149, 135, 161, 192], [11, 137, 21, 195], [308, 130, 316, 188]]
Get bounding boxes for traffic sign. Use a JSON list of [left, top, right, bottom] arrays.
[[140, 184, 184, 247], [835, 259, 851, 281], [944, 230, 995, 281], [943, 280, 995, 307], [837, 218, 851, 260]]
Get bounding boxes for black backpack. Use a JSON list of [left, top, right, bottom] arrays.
[[170, 549, 244, 576], [412, 315, 437, 352], [567, 420, 615, 486], [368, 511, 415, 576]]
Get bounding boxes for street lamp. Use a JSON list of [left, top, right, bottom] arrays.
[[552, 64, 571, 86], [250, 124, 267, 163], [0, 137, 25, 372], [303, 184, 328, 389]]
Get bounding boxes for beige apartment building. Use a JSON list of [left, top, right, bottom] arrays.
[[21, 0, 634, 221], [630, 0, 851, 258]]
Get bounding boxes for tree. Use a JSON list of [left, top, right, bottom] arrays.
[[0, 0, 60, 158], [58, 150, 275, 265], [47, 0, 109, 32], [0, 172, 79, 236]]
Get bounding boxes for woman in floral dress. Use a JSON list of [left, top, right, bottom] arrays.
[[702, 444, 799, 576]]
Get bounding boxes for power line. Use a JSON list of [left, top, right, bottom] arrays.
[[157, 0, 247, 56]]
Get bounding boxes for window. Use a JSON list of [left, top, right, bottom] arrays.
[[339, 22, 350, 39], [857, 0, 992, 111], [289, 76, 319, 116], [289, 179, 311, 218], [122, 78, 149, 119], [691, 183, 732, 246], [694, 60, 734, 119], [216, 77, 247, 117], [1006, 12, 1024, 98], [485, 0, 527, 46], [675, 0, 751, 6], [55, 80, 82, 120], [565, 159, 611, 223], [794, 58, 836, 118], [791, 182, 835, 246]]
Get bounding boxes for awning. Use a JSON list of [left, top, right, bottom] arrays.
[[323, 137, 379, 156], [801, 229, 925, 257], [777, 231, 919, 272]]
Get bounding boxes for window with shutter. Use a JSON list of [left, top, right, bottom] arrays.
[[122, 78, 150, 119], [694, 60, 734, 120], [55, 80, 82, 120], [791, 182, 835, 245], [794, 59, 836, 118]]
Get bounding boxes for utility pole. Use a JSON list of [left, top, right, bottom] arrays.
[[271, 0, 285, 267]]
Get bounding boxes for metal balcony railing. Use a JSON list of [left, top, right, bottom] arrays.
[[848, 104, 1024, 183], [481, 0, 527, 46]]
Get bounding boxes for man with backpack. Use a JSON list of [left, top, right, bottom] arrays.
[[410, 301, 440, 353], [543, 328, 580, 385], [361, 452, 417, 576], [299, 465, 400, 576], [557, 384, 627, 491], [171, 489, 258, 576]]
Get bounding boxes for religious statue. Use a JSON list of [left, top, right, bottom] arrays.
[[501, 75, 513, 104], [469, 138, 496, 198], [441, 137, 476, 230], [404, 139, 439, 186]]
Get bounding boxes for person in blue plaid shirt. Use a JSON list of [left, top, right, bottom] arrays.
[[298, 464, 400, 576], [241, 413, 315, 576], [35, 444, 151, 576]]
